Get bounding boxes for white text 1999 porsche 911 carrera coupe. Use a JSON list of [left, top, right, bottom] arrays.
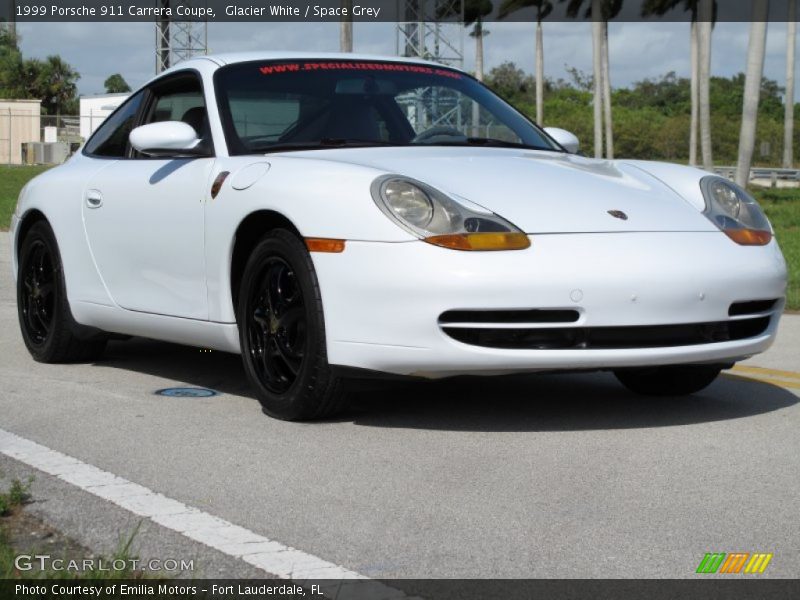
[[11, 53, 788, 420]]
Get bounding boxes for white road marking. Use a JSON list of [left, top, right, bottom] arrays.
[[0, 428, 412, 597]]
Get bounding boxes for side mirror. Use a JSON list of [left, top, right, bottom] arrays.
[[544, 127, 580, 154], [129, 121, 206, 157]]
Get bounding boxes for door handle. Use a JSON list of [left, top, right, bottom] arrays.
[[86, 190, 103, 209]]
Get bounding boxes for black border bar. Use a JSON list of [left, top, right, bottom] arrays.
[[2, 579, 800, 600], [2, 0, 799, 23]]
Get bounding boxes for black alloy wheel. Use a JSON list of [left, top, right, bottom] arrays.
[[247, 257, 306, 394], [238, 229, 346, 420], [17, 221, 107, 362], [20, 238, 55, 346]]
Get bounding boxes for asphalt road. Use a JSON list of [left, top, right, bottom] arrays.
[[1, 231, 799, 579]]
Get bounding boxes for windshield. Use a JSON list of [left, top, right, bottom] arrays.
[[214, 60, 560, 155]]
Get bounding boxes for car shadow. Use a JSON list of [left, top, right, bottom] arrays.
[[148, 159, 196, 184], [342, 372, 799, 432], [99, 338, 799, 433], [100, 338, 252, 396]]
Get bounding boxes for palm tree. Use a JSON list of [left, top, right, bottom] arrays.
[[591, 6, 603, 157], [642, 0, 716, 166], [601, 20, 614, 158], [41, 55, 79, 118], [689, 17, 699, 165], [698, 0, 713, 169], [735, 0, 770, 187], [784, 1, 796, 169], [339, 0, 353, 52], [498, 0, 553, 124], [458, 0, 492, 136], [562, 0, 623, 158], [464, 0, 493, 82]]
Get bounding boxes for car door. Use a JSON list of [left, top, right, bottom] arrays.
[[83, 71, 214, 320]]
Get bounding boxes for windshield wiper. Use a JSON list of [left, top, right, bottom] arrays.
[[319, 137, 399, 147], [251, 138, 400, 154], [465, 137, 556, 151], [250, 137, 555, 154], [416, 137, 556, 151]]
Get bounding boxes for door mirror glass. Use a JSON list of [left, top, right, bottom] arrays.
[[544, 127, 580, 154], [129, 121, 204, 157]]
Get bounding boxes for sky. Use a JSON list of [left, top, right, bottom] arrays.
[[15, 20, 800, 102]]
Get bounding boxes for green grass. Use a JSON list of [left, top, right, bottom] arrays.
[[0, 527, 18, 578], [751, 188, 800, 310], [0, 477, 32, 517], [1, 506, 148, 580], [0, 166, 51, 231], [0, 165, 797, 309]]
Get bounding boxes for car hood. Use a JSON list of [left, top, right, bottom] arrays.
[[291, 146, 716, 234]]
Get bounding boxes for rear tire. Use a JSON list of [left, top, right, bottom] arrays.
[[17, 221, 107, 363], [237, 229, 346, 421], [614, 364, 723, 396]]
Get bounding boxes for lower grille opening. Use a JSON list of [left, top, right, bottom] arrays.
[[729, 299, 778, 316], [442, 317, 771, 350], [439, 309, 580, 325]]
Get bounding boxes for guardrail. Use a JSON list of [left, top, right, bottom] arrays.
[[713, 166, 800, 184]]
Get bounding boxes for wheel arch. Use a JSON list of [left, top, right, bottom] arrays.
[[229, 209, 303, 318], [15, 207, 109, 345], [15, 209, 49, 261]]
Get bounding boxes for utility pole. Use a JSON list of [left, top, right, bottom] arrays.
[[340, 0, 353, 52]]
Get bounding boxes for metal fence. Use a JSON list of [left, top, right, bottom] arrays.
[[0, 112, 86, 165]]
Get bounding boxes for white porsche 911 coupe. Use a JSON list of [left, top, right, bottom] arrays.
[[11, 52, 787, 420]]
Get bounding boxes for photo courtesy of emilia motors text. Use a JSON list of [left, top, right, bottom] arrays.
[[0, 0, 799, 598]]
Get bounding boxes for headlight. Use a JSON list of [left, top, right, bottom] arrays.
[[382, 179, 435, 228], [700, 176, 772, 246], [371, 175, 530, 251]]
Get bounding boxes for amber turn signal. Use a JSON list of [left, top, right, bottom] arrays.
[[425, 232, 531, 251], [305, 238, 346, 253], [724, 229, 772, 246]]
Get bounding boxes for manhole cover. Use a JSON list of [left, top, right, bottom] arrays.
[[155, 387, 219, 398]]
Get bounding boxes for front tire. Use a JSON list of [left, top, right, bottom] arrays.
[[614, 364, 723, 396], [237, 229, 346, 420], [17, 221, 107, 363]]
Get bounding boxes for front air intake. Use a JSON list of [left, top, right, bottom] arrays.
[[442, 317, 771, 350], [728, 299, 779, 316], [439, 309, 580, 325]]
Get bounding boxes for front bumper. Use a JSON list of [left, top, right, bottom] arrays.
[[311, 232, 787, 378]]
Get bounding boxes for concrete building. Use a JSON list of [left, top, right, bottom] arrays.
[[0, 99, 42, 165], [79, 93, 129, 140]]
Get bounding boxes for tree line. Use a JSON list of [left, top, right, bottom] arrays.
[[0, 29, 130, 116], [457, 0, 798, 184], [486, 62, 799, 167], [338, 0, 798, 177]]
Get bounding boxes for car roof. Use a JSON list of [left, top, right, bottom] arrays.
[[161, 51, 463, 74]]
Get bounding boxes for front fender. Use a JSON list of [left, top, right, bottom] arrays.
[[217, 156, 415, 241], [204, 155, 416, 322]]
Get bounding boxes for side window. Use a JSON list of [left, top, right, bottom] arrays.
[[144, 75, 207, 140], [151, 91, 205, 124], [83, 91, 144, 157]]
